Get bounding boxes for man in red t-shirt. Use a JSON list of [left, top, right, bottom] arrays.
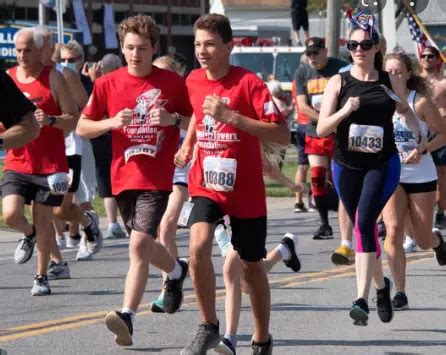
[[77, 15, 192, 347], [3, 27, 77, 296], [175, 14, 289, 354]]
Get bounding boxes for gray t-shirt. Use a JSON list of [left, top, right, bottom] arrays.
[[294, 57, 347, 137]]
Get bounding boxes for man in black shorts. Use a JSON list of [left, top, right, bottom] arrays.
[[291, 0, 309, 46]]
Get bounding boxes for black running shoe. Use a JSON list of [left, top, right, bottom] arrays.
[[163, 258, 188, 314], [392, 292, 409, 310], [280, 233, 301, 272], [293, 202, 307, 213], [434, 213, 446, 229], [251, 335, 273, 355], [105, 310, 133, 346], [433, 229, 446, 266], [215, 337, 236, 355], [350, 298, 369, 326], [376, 277, 394, 323], [181, 322, 221, 354], [312, 225, 333, 240]]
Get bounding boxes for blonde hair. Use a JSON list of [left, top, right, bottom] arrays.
[[61, 40, 85, 62], [153, 54, 187, 76]]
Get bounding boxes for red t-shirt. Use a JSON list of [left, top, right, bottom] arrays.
[[292, 80, 310, 125], [186, 66, 284, 218], [5, 66, 68, 175], [82, 66, 192, 195]]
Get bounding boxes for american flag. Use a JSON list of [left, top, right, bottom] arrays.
[[405, 10, 428, 63]]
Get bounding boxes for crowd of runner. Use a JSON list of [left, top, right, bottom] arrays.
[[1, 10, 446, 355]]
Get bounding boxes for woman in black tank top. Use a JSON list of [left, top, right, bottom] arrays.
[[315, 14, 424, 327]]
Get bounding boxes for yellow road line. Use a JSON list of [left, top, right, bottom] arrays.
[[0, 251, 434, 343]]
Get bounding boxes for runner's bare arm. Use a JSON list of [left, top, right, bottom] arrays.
[[417, 95, 446, 153], [62, 67, 89, 110], [49, 69, 79, 134], [1, 111, 40, 148], [317, 75, 354, 137], [296, 95, 320, 122], [77, 109, 133, 139], [175, 114, 197, 168]]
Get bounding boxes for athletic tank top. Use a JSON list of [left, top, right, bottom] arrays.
[[5, 66, 68, 174], [334, 70, 397, 170], [55, 64, 83, 156], [393, 90, 437, 183]]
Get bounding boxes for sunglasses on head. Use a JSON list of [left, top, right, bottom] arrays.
[[346, 39, 374, 51], [421, 54, 435, 59]]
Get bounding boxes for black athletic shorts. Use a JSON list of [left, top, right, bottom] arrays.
[[1, 171, 64, 206], [116, 190, 170, 237], [188, 196, 267, 262], [291, 9, 309, 32], [67, 154, 81, 193], [91, 133, 113, 198], [400, 180, 437, 194]]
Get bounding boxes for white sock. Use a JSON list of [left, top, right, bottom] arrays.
[[341, 240, 352, 249], [168, 260, 182, 280], [121, 307, 135, 322], [109, 222, 119, 229], [277, 243, 290, 261]]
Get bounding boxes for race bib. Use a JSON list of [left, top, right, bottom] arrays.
[[348, 124, 384, 153], [203, 156, 237, 192], [311, 94, 323, 112], [47, 172, 69, 195], [177, 202, 194, 227]]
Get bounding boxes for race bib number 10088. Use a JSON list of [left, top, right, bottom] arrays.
[[348, 124, 384, 153], [203, 156, 237, 192]]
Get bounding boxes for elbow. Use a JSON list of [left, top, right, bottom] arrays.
[[316, 124, 330, 138]]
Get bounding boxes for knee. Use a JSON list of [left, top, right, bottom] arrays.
[[189, 239, 212, 265], [310, 166, 327, 196], [129, 237, 151, 261], [3, 208, 22, 228], [240, 260, 264, 285]]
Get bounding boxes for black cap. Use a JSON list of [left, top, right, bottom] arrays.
[[305, 37, 325, 52]]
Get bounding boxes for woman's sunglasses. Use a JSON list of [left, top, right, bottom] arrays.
[[346, 39, 374, 52], [421, 54, 435, 59]]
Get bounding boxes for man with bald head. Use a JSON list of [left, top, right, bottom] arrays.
[[3, 27, 77, 296]]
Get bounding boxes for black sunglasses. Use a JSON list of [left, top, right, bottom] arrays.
[[306, 50, 320, 57], [346, 39, 374, 51], [421, 54, 435, 59]]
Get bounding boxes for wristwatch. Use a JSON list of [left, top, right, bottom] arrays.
[[48, 116, 57, 126], [173, 113, 181, 127]]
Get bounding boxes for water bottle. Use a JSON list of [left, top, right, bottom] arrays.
[[215, 223, 231, 258]]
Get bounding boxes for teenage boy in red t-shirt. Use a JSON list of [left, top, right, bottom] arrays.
[[77, 15, 192, 347], [175, 14, 289, 355]]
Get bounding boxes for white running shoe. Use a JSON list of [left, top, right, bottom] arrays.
[[83, 210, 103, 255], [56, 235, 66, 250], [14, 236, 36, 264], [66, 235, 81, 249], [105, 224, 127, 239], [31, 275, 51, 296], [76, 239, 93, 261], [403, 236, 417, 253], [47, 261, 71, 280]]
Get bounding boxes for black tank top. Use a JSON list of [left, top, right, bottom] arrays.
[[334, 70, 397, 169]]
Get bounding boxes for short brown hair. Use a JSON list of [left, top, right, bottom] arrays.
[[193, 14, 232, 44], [118, 15, 159, 47]]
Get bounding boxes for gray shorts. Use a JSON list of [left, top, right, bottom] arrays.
[[1, 171, 64, 206], [116, 190, 170, 237]]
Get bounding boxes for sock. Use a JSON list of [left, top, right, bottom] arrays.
[[121, 307, 135, 322], [109, 222, 119, 229], [25, 226, 36, 239], [168, 260, 182, 280], [224, 334, 237, 347], [83, 214, 95, 242], [277, 243, 290, 261], [314, 195, 329, 226], [341, 240, 352, 249]]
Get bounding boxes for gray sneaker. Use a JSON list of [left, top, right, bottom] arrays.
[[181, 322, 220, 355], [47, 261, 71, 280], [14, 235, 36, 264], [83, 210, 103, 255], [31, 275, 51, 296], [105, 224, 127, 239], [251, 335, 273, 355]]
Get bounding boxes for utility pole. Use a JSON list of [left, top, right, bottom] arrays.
[[167, 0, 172, 51], [326, 0, 341, 58], [38, 2, 46, 26], [381, 0, 397, 53]]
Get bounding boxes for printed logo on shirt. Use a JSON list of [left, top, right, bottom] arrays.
[[264, 101, 279, 115]]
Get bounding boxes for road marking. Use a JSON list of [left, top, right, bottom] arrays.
[[0, 251, 435, 343]]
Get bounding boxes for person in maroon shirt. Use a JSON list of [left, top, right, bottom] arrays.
[[77, 15, 191, 347]]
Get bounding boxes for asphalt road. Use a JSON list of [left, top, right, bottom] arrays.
[[1, 197, 445, 354]]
